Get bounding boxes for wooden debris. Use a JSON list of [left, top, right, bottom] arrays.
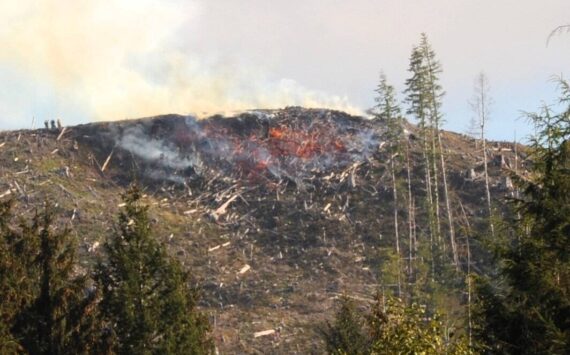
[[56, 126, 67, 141], [212, 194, 239, 220], [101, 149, 114, 172], [208, 241, 231, 252], [88, 241, 100, 253], [253, 329, 275, 338], [0, 189, 12, 199], [13, 181, 24, 195], [238, 264, 251, 274], [57, 184, 72, 196]]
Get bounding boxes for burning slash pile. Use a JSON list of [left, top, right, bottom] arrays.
[[112, 107, 381, 188]]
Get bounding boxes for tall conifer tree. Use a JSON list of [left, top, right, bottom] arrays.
[[374, 72, 405, 296], [474, 80, 570, 354], [96, 186, 212, 354]]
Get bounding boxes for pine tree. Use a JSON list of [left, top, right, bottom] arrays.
[[0, 201, 99, 354], [406, 33, 459, 275], [323, 296, 369, 355], [405, 43, 438, 281], [473, 80, 570, 354], [374, 72, 405, 297], [0, 199, 25, 354], [96, 186, 213, 354], [418, 33, 459, 269]]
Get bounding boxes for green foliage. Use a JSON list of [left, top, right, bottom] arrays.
[[404, 44, 429, 129], [96, 185, 213, 354], [324, 293, 470, 354], [473, 80, 570, 354], [0, 200, 99, 354], [368, 296, 469, 355], [324, 296, 369, 355], [373, 72, 404, 146]]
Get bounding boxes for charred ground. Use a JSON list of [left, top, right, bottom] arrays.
[[0, 107, 525, 353]]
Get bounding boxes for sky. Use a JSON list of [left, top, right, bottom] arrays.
[[0, 0, 569, 141]]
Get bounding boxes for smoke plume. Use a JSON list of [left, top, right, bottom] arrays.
[[0, 0, 360, 125]]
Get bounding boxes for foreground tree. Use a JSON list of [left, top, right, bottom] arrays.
[[0, 201, 99, 354], [324, 294, 469, 354], [96, 186, 212, 354], [474, 80, 570, 354], [368, 296, 469, 354], [323, 296, 369, 355]]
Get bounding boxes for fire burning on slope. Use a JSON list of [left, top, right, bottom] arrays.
[[113, 108, 380, 185]]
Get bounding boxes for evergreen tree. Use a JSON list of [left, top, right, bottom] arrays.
[[374, 72, 405, 296], [405, 42, 439, 282], [323, 296, 369, 355], [473, 80, 570, 354], [405, 33, 459, 279], [418, 33, 459, 269], [96, 186, 213, 354], [0, 199, 25, 354], [0, 200, 99, 354]]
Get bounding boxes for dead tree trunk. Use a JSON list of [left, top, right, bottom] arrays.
[[390, 155, 402, 297], [421, 130, 436, 281], [459, 200, 473, 348], [430, 128, 443, 247], [406, 141, 415, 280], [471, 72, 495, 239], [482, 124, 494, 238], [437, 132, 459, 270]]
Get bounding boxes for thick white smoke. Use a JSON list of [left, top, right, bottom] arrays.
[[0, 0, 360, 126]]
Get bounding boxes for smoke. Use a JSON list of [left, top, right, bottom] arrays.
[[0, 0, 361, 125], [118, 125, 204, 172]]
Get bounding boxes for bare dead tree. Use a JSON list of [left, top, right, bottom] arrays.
[[470, 72, 495, 239], [390, 154, 402, 297], [458, 200, 473, 348], [406, 140, 416, 280]]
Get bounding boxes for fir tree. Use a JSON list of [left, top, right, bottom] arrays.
[[473, 80, 570, 354], [323, 296, 369, 355], [374, 72, 405, 297], [0, 201, 99, 354], [96, 186, 213, 354], [405, 42, 438, 282]]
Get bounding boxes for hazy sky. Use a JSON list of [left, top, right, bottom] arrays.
[[1, 0, 569, 140]]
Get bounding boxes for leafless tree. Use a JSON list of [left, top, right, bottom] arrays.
[[470, 72, 495, 238]]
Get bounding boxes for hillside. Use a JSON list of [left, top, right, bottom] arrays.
[[0, 108, 526, 353]]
